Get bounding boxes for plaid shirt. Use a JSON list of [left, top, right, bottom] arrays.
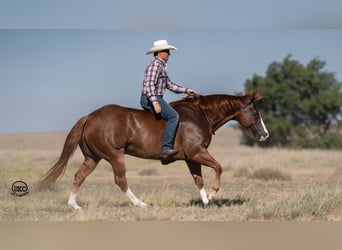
[[142, 57, 187, 102]]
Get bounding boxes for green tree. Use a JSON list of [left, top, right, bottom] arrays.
[[241, 55, 342, 148]]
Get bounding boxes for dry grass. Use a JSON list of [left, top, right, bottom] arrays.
[[0, 127, 341, 221]]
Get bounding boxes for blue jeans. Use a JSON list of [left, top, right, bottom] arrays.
[[140, 95, 179, 153]]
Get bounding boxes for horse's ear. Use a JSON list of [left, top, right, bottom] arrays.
[[245, 91, 263, 103], [254, 92, 263, 101]]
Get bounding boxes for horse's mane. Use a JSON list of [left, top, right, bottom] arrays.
[[170, 95, 202, 106], [171, 92, 261, 109], [170, 94, 248, 113]]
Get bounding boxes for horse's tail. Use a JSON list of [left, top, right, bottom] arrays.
[[38, 116, 88, 189]]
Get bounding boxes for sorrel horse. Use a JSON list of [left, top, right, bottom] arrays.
[[39, 92, 269, 209]]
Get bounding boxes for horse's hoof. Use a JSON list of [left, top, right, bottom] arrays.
[[202, 200, 217, 208], [136, 201, 150, 209], [68, 203, 82, 210], [140, 203, 150, 209]]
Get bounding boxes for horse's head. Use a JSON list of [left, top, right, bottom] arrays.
[[236, 92, 269, 141]]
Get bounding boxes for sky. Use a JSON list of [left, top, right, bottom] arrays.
[[1, 0, 342, 133]]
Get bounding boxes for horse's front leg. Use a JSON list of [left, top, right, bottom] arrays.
[[186, 160, 209, 205], [190, 148, 223, 201]]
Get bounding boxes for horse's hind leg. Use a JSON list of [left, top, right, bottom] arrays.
[[109, 149, 149, 208], [68, 156, 99, 209]]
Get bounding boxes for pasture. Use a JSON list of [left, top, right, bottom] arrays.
[[0, 127, 341, 221]]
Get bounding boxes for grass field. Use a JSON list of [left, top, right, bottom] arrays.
[[0, 127, 341, 221]]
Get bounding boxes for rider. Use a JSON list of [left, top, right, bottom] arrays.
[[140, 39, 196, 162]]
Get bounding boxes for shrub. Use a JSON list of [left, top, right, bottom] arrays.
[[249, 168, 291, 181], [317, 132, 342, 149], [139, 168, 158, 176], [233, 168, 250, 178]]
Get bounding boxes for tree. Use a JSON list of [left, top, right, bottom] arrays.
[[240, 55, 342, 148]]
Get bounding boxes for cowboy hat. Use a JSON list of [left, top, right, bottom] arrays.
[[146, 40, 177, 55]]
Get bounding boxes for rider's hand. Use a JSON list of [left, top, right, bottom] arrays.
[[187, 88, 197, 96], [153, 102, 161, 114]]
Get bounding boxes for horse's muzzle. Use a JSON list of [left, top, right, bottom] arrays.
[[258, 131, 269, 141]]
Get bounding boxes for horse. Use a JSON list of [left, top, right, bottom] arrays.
[[38, 92, 269, 209]]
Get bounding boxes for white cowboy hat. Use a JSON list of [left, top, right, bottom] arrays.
[[146, 40, 177, 55]]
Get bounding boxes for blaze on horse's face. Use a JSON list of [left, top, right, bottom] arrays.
[[237, 94, 269, 142]]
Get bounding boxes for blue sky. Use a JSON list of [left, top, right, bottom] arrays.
[[1, 1, 342, 133]]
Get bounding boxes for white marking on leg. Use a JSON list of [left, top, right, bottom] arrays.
[[200, 187, 209, 205], [125, 188, 149, 208], [68, 192, 82, 210]]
